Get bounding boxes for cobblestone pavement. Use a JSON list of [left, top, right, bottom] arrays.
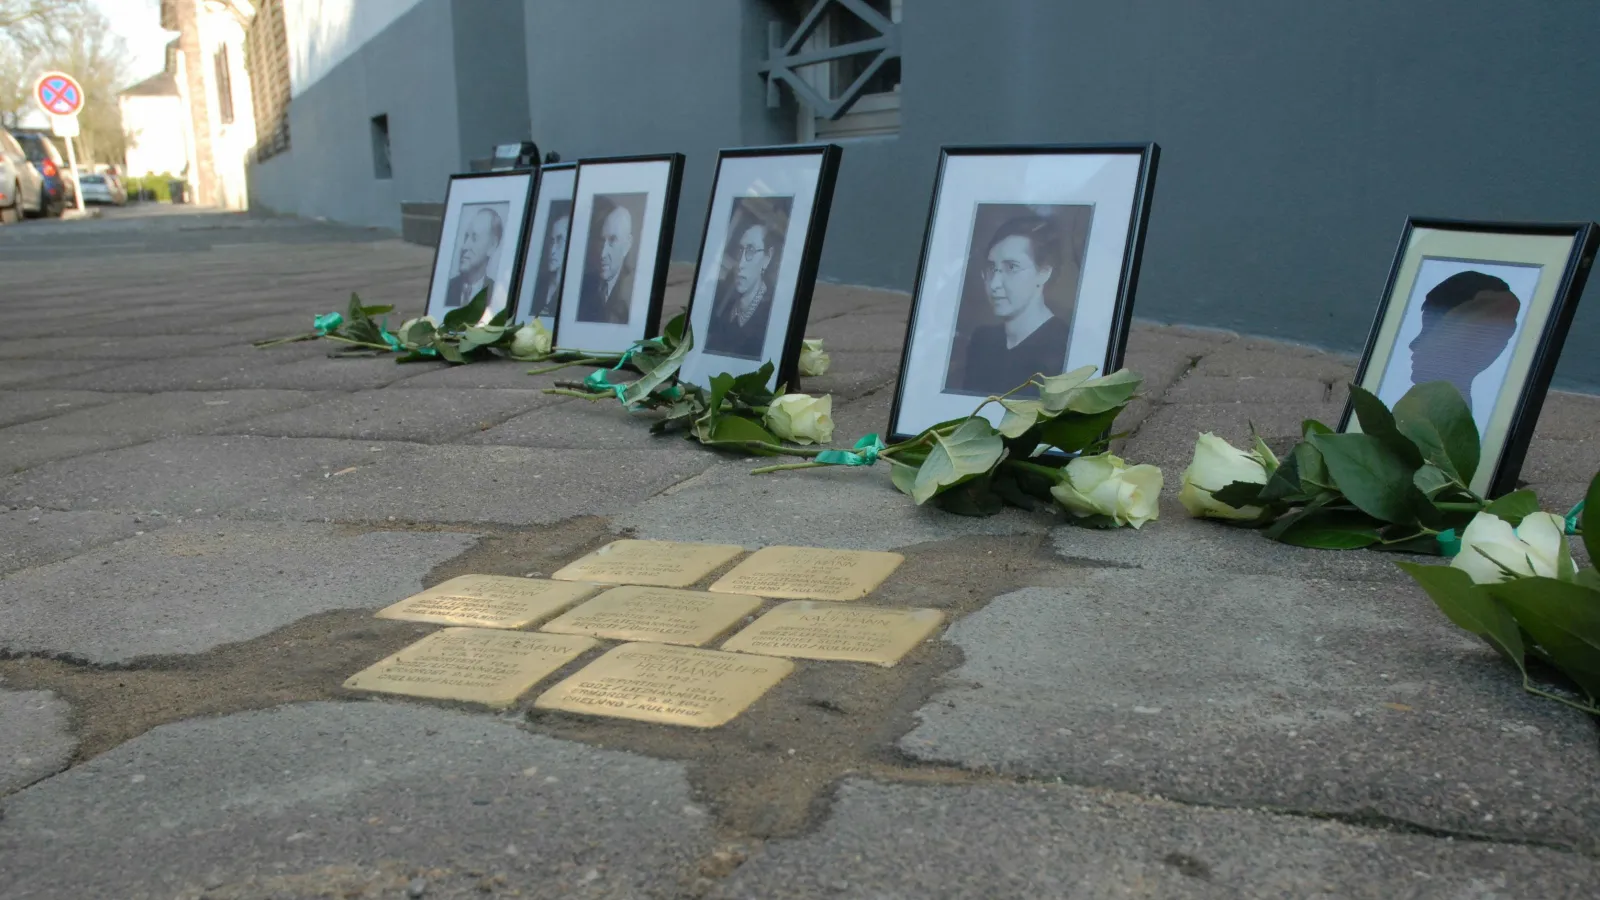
[[2, 210, 1597, 899]]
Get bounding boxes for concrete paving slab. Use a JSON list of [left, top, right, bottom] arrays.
[[46, 354, 305, 391], [804, 311, 913, 352], [0, 509, 155, 576], [0, 686, 76, 796], [617, 459, 1049, 551], [714, 779, 1600, 900], [248, 444, 713, 526], [2, 390, 323, 442], [387, 359, 557, 389], [461, 399, 690, 451], [0, 333, 243, 361], [803, 282, 909, 321], [828, 387, 895, 447], [1163, 374, 1336, 405], [1519, 437, 1600, 485], [900, 572, 1600, 850], [792, 350, 902, 401], [0, 702, 716, 900], [1191, 344, 1358, 382], [0, 435, 412, 515], [1530, 390, 1600, 442], [0, 521, 477, 662], [1, 431, 134, 474], [214, 388, 557, 443], [0, 390, 130, 428], [1052, 512, 1427, 583], [0, 359, 124, 389]]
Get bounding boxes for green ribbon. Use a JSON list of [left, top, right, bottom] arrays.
[[815, 434, 886, 467], [583, 367, 629, 401], [312, 312, 343, 335], [379, 326, 403, 352], [1567, 499, 1586, 536], [1436, 528, 1461, 557]]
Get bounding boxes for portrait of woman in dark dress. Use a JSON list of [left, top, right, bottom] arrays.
[[704, 196, 791, 360], [950, 214, 1074, 396]]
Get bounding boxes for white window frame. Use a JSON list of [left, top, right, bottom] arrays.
[[785, 0, 902, 141]]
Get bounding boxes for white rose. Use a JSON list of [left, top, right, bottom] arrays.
[[396, 316, 437, 348], [1451, 511, 1574, 584], [1050, 453, 1164, 529], [764, 394, 835, 445], [1178, 432, 1271, 520], [510, 320, 552, 358], [798, 338, 830, 376]]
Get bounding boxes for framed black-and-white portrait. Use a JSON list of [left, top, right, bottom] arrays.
[[1342, 218, 1599, 497], [511, 162, 576, 330], [679, 145, 841, 388], [552, 153, 685, 353], [424, 171, 535, 323], [888, 144, 1160, 440]]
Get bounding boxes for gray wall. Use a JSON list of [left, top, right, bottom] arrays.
[[249, 0, 532, 231], [521, 0, 1600, 391]]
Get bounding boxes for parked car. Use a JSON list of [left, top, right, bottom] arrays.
[[10, 130, 76, 216], [0, 128, 46, 222], [78, 172, 126, 206]]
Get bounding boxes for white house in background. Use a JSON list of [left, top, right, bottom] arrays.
[[158, 0, 258, 209], [118, 70, 187, 178]]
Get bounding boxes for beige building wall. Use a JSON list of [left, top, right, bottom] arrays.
[[119, 93, 188, 177]]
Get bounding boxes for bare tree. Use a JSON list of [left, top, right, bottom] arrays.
[[0, 0, 83, 51], [40, 3, 133, 164]]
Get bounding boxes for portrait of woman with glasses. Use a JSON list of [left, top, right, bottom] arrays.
[[944, 206, 1092, 396], [705, 195, 794, 360]]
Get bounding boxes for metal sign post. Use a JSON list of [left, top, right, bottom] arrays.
[[34, 71, 86, 212]]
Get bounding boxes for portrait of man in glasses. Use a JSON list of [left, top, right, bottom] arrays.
[[704, 195, 793, 360]]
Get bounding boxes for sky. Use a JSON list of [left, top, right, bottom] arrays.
[[97, 0, 172, 85]]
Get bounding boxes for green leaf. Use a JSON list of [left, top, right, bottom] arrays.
[[1413, 464, 1455, 499], [1576, 568, 1600, 592], [988, 471, 1038, 510], [932, 476, 1006, 516], [1036, 407, 1122, 455], [662, 313, 688, 346], [1302, 419, 1333, 437], [911, 418, 1007, 505], [1393, 381, 1480, 487], [1483, 490, 1541, 527], [1308, 432, 1423, 524], [1210, 481, 1267, 509], [357, 304, 395, 317], [440, 289, 489, 332], [1292, 442, 1331, 491], [1489, 576, 1600, 699], [997, 399, 1044, 438], [1584, 471, 1599, 567], [1251, 431, 1280, 475], [888, 459, 919, 496], [621, 331, 693, 407], [434, 341, 466, 364], [459, 324, 507, 353], [729, 363, 776, 403], [1035, 366, 1097, 412], [700, 414, 781, 456], [1059, 369, 1142, 415], [1397, 562, 1525, 671], [1256, 449, 1304, 503], [1274, 507, 1381, 549], [1349, 385, 1424, 470]]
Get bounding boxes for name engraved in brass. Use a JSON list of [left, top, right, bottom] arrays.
[[721, 601, 944, 667], [541, 585, 763, 646], [343, 628, 597, 707], [374, 575, 598, 629], [533, 642, 792, 727], [550, 540, 745, 588], [708, 546, 904, 600]]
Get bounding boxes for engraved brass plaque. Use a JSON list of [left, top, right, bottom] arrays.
[[721, 601, 944, 666], [534, 642, 792, 727], [541, 585, 762, 646], [550, 540, 745, 587], [343, 628, 597, 708], [374, 575, 598, 629], [708, 546, 904, 600]]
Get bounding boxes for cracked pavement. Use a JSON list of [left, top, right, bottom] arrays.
[[1, 208, 1598, 898]]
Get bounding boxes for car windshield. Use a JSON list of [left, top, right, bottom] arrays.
[[81, 175, 104, 183]]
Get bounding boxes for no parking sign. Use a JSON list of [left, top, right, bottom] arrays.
[[34, 71, 84, 117]]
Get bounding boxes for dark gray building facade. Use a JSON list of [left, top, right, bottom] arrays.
[[249, 0, 1600, 389]]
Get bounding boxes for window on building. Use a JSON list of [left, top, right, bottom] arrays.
[[244, 0, 292, 161], [371, 114, 392, 180], [763, 0, 902, 141], [214, 45, 234, 125]]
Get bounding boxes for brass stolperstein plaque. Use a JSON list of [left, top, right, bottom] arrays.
[[534, 642, 792, 728], [708, 546, 904, 601], [540, 585, 763, 646], [374, 575, 599, 629], [550, 540, 745, 588], [722, 601, 944, 667], [344, 628, 598, 708]]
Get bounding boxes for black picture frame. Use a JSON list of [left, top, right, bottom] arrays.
[[509, 161, 576, 328], [885, 142, 1161, 443], [1339, 217, 1599, 498], [423, 169, 538, 323], [550, 152, 685, 351], [679, 143, 842, 389]]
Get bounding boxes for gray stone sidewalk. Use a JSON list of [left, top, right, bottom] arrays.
[[1, 212, 1597, 898]]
